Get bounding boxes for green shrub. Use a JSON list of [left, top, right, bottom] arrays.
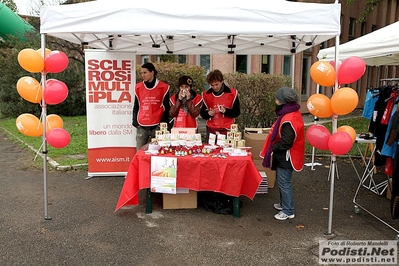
[[136, 62, 208, 96], [224, 73, 292, 129], [0, 34, 86, 118]]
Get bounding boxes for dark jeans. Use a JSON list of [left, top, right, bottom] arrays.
[[136, 127, 157, 150]]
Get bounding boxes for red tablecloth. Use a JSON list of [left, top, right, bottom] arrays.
[[115, 150, 263, 211]]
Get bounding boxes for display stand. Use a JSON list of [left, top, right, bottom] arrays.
[[349, 135, 388, 195], [349, 135, 398, 237]]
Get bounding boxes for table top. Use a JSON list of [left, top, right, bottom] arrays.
[[355, 134, 376, 144], [115, 150, 263, 211]]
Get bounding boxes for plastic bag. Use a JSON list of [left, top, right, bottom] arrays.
[[198, 192, 233, 215]]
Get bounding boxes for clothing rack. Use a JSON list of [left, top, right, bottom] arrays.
[[356, 84, 399, 238], [380, 78, 399, 86]]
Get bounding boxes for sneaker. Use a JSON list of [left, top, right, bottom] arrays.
[[274, 211, 295, 220], [273, 203, 282, 211]]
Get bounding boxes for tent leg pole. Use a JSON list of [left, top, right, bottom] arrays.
[[311, 147, 315, 171], [41, 34, 51, 221], [326, 155, 336, 235]]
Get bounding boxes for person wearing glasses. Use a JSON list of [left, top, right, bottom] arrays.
[[199, 69, 240, 142]]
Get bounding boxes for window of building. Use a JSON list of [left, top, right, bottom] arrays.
[[361, 22, 367, 35], [141, 55, 149, 64], [197, 54, 210, 74], [197, 55, 211, 91], [283, 55, 291, 76], [320, 41, 328, 50], [261, 55, 273, 74], [236, 55, 248, 73], [349, 17, 356, 39], [177, 55, 186, 64], [301, 55, 311, 98]]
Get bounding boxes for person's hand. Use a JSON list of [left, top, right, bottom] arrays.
[[208, 108, 216, 116], [218, 105, 226, 114], [178, 90, 185, 101], [185, 90, 191, 100]]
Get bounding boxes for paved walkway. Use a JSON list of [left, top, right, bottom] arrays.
[[1, 128, 398, 265]]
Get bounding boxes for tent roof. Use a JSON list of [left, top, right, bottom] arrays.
[[317, 21, 399, 66], [0, 2, 35, 41], [40, 0, 340, 55]]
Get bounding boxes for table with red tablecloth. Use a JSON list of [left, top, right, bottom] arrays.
[[115, 150, 263, 217]]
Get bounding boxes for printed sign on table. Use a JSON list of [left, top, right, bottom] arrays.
[[150, 156, 177, 194]]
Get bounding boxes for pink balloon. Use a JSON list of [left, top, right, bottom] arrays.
[[46, 128, 70, 148], [329, 60, 341, 70], [338, 56, 366, 84], [44, 79, 68, 105], [328, 131, 353, 155], [306, 124, 331, 150], [44, 50, 69, 73]]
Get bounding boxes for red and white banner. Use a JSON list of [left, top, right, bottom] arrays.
[[85, 50, 136, 176]]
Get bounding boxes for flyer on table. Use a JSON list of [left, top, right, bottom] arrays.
[[150, 156, 177, 194]]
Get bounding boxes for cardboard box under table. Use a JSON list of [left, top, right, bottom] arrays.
[[244, 128, 276, 189], [163, 189, 197, 209]]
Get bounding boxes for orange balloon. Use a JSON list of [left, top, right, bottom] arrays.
[[17, 48, 44, 73], [16, 77, 42, 103], [331, 87, 359, 115], [36, 48, 52, 58], [46, 114, 64, 133], [337, 125, 356, 143], [306, 94, 333, 118], [310, 61, 336, 87], [16, 113, 43, 137]]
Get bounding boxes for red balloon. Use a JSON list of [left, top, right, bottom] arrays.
[[338, 56, 366, 84], [46, 128, 70, 148], [44, 79, 68, 105], [44, 50, 69, 73], [328, 131, 353, 155], [306, 124, 331, 150]]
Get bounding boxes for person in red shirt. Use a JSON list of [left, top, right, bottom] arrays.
[[199, 69, 240, 142], [132, 62, 170, 149], [169, 75, 203, 130]]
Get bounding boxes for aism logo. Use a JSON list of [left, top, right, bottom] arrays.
[[87, 59, 132, 103]]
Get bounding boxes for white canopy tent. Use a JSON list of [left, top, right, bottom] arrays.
[[40, 0, 340, 55], [39, 0, 341, 233], [317, 21, 399, 66]]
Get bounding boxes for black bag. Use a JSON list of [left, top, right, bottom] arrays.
[[198, 191, 234, 215]]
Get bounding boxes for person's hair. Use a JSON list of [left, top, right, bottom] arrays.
[[206, 69, 224, 84], [141, 62, 158, 76]]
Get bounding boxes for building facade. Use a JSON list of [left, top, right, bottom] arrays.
[[138, 0, 399, 113]]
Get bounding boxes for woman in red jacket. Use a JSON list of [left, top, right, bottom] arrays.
[[260, 87, 305, 221]]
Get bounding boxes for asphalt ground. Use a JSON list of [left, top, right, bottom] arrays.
[[2, 110, 399, 265]]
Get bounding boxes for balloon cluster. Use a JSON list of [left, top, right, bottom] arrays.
[[16, 48, 71, 148], [306, 56, 366, 155]]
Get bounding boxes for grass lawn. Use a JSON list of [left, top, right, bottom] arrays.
[[0, 114, 372, 169], [0, 115, 87, 169]]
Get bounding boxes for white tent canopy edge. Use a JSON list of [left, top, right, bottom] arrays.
[[318, 21, 399, 66], [40, 0, 341, 55]]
